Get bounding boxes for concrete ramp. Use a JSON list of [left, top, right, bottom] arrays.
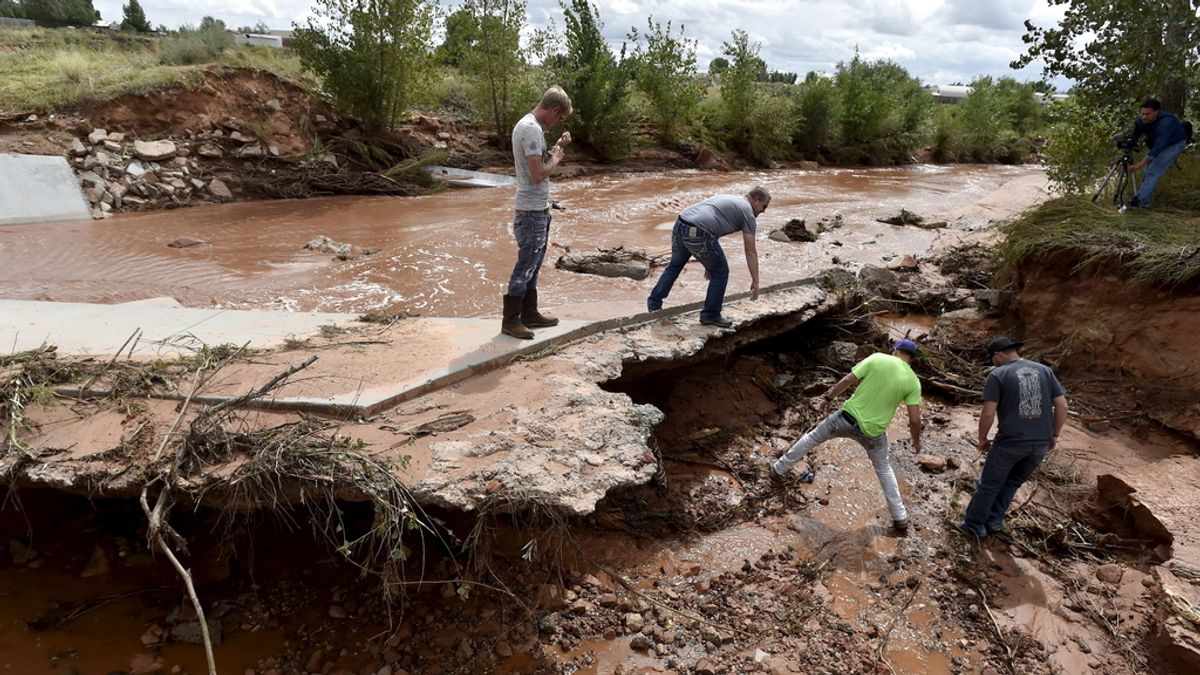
[[0, 154, 91, 225], [0, 298, 358, 356]]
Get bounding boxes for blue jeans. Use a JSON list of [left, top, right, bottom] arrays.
[[772, 410, 907, 521], [646, 218, 730, 321], [1134, 140, 1188, 205], [507, 209, 551, 297], [960, 442, 1048, 535]]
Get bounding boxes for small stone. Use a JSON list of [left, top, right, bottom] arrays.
[[208, 179, 233, 202], [230, 131, 255, 144], [133, 139, 177, 162], [81, 545, 110, 577], [306, 649, 325, 672], [238, 144, 264, 158], [102, 139, 123, 153], [197, 142, 223, 159], [486, 479, 502, 494], [329, 605, 348, 618], [108, 132, 126, 143], [598, 594, 618, 608], [87, 128, 108, 145], [1096, 564, 1124, 586], [494, 641, 512, 658], [624, 612, 644, 631], [629, 634, 652, 652], [168, 237, 208, 249], [266, 98, 282, 112], [917, 455, 947, 472], [695, 657, 718, 675], [68, 137, 88, 156]]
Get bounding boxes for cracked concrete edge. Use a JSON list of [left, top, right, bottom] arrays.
[[1, 282, 834, 517]]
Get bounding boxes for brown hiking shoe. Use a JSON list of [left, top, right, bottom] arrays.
[[520, 289, 559, 328], [501, 294, 534, 339]]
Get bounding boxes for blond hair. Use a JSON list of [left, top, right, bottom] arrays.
[[538, 86, 573, 116]]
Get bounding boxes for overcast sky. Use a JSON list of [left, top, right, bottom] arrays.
[[91, 0, 1070, 87]]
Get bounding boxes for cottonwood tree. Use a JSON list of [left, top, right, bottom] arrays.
[[293, 0, 437, 130], [720, 30, 762, 148], [1013, 0, 1200, 114], [460, 0, 526, 148], [121, 0, 150, 32], [555, 0, 633, 159], [626, 17, 703, 144], [22, 0, 98, 25]]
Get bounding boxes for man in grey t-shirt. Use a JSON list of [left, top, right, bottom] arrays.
[[501, 86, 573, 340], [646, 188, 769, 327], [960, 336, 1068, 537]]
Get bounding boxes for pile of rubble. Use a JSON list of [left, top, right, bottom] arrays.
[[69, 128, 236, 218]]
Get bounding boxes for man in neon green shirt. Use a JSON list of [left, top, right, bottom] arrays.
[[769, 339, 923, 531]]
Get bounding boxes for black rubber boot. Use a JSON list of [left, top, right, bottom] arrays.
[[501, 294, 534, 339], [520, 289, 559, 328]]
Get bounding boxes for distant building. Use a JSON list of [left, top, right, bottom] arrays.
[[232, 33, 284, 48], [924, 84, 1069, 105], [93, 20, 121, 31]]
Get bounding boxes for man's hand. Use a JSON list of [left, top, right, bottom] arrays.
[[977, 438, 990, 455], [1131, 157, 1148, 172], [548, 144, 565, 163], [750, 280, 759, 300], [556, 132, 572, 148]]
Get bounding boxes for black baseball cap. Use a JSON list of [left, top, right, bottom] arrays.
[[986, 336, 1024, 356]]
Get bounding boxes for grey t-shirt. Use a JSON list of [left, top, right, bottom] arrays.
[[679, 195, 757, 238], [984, 359, 1066, 447], [512, 112, 549, 211]]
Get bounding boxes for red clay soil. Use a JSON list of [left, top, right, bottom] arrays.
[[1009, 258, 1200, 440]]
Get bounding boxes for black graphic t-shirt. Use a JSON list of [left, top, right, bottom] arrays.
[[983, 359, 1066, 447]]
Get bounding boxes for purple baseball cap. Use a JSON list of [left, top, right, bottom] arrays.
[[892, 339, 921, 356]]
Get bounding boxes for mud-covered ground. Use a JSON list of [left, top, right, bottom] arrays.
[[2, 295, 1192, 674]]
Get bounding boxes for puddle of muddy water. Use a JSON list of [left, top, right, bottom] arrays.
[[0, 165, 1041, 318]]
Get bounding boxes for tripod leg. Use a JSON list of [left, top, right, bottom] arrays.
[[1092, 160, 1123, 203]]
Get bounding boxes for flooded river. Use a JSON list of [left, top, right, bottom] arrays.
[[0, 165, 1043, 319]]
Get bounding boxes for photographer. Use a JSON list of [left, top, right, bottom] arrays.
[[1123, 98, 1189, 209]]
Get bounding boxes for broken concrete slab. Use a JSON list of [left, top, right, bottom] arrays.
[[555, 247, 653, 280], [0, 154, 92, 225], [3, 280, 833, 517], [0, 298, 358, 355]]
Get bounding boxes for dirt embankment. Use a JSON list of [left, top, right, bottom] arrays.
[[1010, 257, 1200, 441]]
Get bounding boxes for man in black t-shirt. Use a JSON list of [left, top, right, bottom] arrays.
[[960, 337, 1068, 537]]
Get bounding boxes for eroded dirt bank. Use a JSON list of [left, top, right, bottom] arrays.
[[4, 261, 1200, 674]]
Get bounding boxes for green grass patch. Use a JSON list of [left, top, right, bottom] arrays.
[[999, 195, 1200, 287], [0, 26, 314, 112]]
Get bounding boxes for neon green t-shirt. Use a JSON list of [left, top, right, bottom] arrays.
[[841, 353, 922, 438]]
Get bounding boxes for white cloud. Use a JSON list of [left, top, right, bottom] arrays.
[[92, 0, 1069, 86]]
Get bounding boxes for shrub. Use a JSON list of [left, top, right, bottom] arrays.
[[744, 90, 794, 165], [627, 17, 703, 145], [53, 50, 90, 85], [293, 0, 438, 131], [792, 72, 838, 159], [555, 0, 634, 160], [832, 53, 930, 164], [159, 23, 232, 65]]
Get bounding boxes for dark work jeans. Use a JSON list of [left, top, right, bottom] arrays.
[[507, 209, 551, 297], [646, 218, 730, 321], [960, 442, 1048, 535]]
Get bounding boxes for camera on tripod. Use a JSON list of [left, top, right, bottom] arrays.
[[1113, 131, 1138, 152]]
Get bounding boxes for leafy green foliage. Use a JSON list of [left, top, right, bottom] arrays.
[[0, 0, 26, 18], [293, 0, 437, 130], [556, 0, 633, 159], [832, 53, 930, 164], [1041, 98, 1125, 193], [745, 90, 795, 165], [21, 0, 97, 25], [435, 5, 478, 67], [792, 72, 838, 159], [719, 29, 758, 145], [707, 56, 728, 74], [459, 0, 527, 147], [120, 0, 149, 32], [626, 17, 703, 144], [1013, 0, 1199, 115], [158, 21, 232, 65]]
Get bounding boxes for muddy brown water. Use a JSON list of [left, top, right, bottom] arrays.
[[0, 165, 1039, 319]]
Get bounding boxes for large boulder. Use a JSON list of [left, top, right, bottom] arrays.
[[133, 140, 177, 162], [769, 218, 818, 243], [858, 265, 901, 299]]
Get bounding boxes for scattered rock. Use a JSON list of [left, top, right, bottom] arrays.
[[196, 142, 223, 159], [68, 137, 88, 156], [695, 148, 718, 169], [238, 144, 264, 158], [133, 139, 177, 162], [555, 247, 652, 280], [266, 98, 282, 112], [917, 455, 947, 472], [624, 612, 645, 632], [230, 131, 255, 144], [87, 128, 108, 145], [858, 265, 901, 299], [208, 179, 233, 202], [798, 160, 819, 170], [814, 214, 843, 232], [770, 218, 818, 243], [629, 634, 653, 652], [1096, 564, 1124, 586], [695, 657, 718, 674], [304, 235, 353, 259], [167, 237, 209, 249]]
